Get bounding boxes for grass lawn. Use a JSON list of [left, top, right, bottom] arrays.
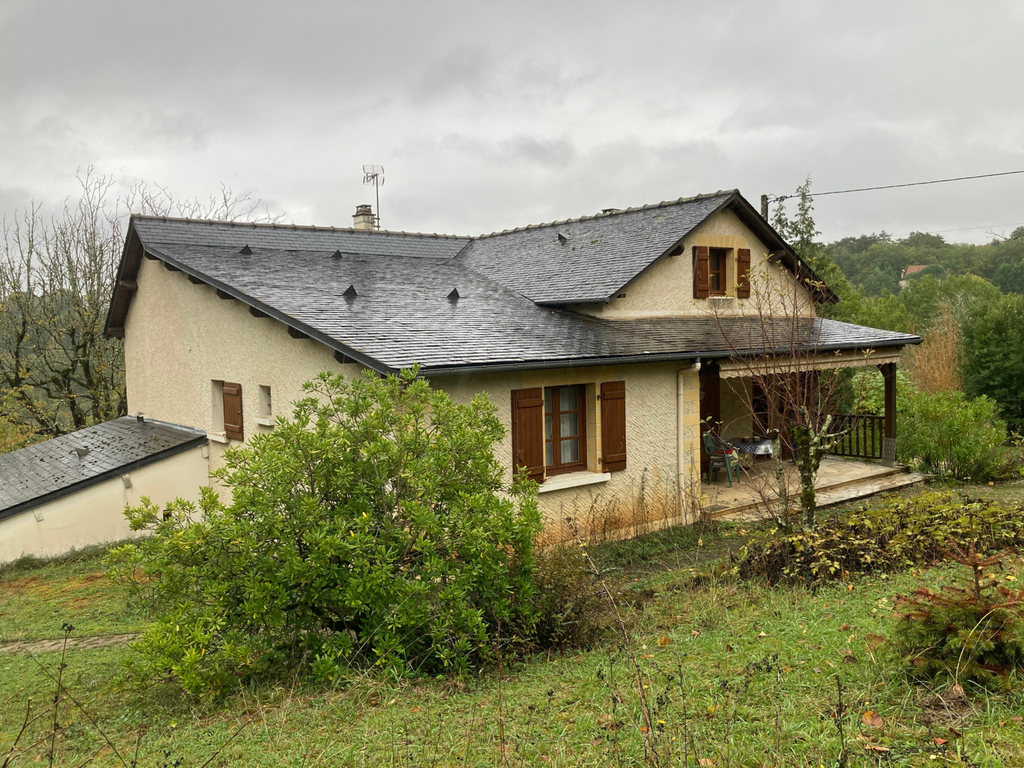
[[3, 495, 1024, 766], [0, 546, 151, 644]]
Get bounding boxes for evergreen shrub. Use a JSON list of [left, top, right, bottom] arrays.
[[893, 546, 1024, 688], [107, 368, 542, 697], [897, 390, 1007, 480]]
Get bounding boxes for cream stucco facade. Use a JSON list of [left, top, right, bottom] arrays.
[[125, 256, 361, 476], [0, 445, 208, 564], [574, 208, 815, 320]]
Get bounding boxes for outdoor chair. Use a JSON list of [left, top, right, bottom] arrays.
[[702, 432, 742, 487]]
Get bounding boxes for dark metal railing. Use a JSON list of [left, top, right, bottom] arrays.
[[828, 413, 885, 460]]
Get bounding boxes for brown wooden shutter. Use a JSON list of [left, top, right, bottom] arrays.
[[600, 381, 627, 472], [693, 246, 710, 299], [511, 388, 544, 483], [736, 248, 751, 298], [223, 382, 244, 441]]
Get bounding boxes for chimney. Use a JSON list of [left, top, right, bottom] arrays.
[[352, 204, 376, 230]]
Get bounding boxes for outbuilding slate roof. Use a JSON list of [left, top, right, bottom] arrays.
[[0, 418, 206, 521], [106, 190, 918, 374]]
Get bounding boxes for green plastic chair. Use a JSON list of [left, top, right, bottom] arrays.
[[702, 432, 741, 487]]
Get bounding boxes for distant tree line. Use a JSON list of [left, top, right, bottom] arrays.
[[771, 177, 1024, 434]]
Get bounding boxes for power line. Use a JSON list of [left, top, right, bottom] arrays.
[[924, 221, 1024, 235], [886, 221, 1024, 241], [772, 169, 1024, 203]]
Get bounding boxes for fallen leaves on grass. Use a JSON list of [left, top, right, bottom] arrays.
[[861, 710, 884, 729]]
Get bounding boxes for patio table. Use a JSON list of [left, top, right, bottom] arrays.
[[734, 438, 773, 456]]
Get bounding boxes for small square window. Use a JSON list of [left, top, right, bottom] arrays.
[[258, 385, 272, 417]]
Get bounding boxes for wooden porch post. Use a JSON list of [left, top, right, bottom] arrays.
[[879, 362, 897, 466]]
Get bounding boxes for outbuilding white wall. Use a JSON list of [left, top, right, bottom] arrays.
[[0, 445, 209, 564]]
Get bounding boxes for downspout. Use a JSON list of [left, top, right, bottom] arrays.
[[677, 358, 701, 514]]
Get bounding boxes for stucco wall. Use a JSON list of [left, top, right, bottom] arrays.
[[575, 208, 815, 319], [0, 446, 209, 564], [434, 362, 698, 541], [124, 257, 360, 474]]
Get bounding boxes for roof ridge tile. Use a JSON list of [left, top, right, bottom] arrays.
[[471, 189, 737, 240], [131, 214, 470, 241]]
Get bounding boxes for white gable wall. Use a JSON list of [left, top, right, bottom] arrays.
[[0, 445, 208, 564]]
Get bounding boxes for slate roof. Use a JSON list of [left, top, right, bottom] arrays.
[[0, 418, 206, 521], [458, 193, 732, 304], [106, 191, 919, 374]]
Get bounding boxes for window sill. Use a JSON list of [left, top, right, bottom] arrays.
[[709, 295, 735, 303], [538, 471, 610, 494], [254, 416, 276, 427], [208, 432, 230, 444]]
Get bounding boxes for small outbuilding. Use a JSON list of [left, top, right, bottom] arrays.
[[0, 417, 208, 564]]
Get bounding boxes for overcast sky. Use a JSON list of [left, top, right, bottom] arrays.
[[2, 0, 1022, 244]]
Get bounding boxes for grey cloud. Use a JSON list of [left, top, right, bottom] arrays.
[[2, 0, 1023, 246]]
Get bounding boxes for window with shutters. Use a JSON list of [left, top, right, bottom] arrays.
[[709, 248, 728, 295], [693, 246, 752, 299], [512, 381, 627, 483]]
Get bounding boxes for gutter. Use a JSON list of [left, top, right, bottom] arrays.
[[418, 338, 920, 378]]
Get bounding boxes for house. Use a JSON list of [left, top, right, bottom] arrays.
[[0, 417, 207, 563], [98, 189, 920, 539], [899, 264, 929, 289]]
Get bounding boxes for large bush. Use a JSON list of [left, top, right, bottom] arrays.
[[897, 389, 1007, 480], [734, 492, 1024, 585], [107, 369, 542, 696]]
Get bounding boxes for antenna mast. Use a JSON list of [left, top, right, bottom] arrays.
[[362, 165, 385, 230]]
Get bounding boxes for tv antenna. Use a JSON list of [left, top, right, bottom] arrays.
[[362, 165, 385, 230]]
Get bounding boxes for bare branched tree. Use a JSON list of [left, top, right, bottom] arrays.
[[706, 259, 849, 532], [0, 168, 279, 448]]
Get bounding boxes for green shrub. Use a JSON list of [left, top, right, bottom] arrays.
[[107, 368, 542, 697], [734, 492, 1024, 585], [846, 366, 915, 416], [893, 546, 1024, 687], [530, 544, 612, 650], [897, 390, 1007, 480]]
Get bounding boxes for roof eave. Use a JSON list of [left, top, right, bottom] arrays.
[[126, 245, 394, 375], [418, 338, 920, 377], [723, 196, 839, 304]]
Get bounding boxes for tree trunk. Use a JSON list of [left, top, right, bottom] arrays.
[[790, 424, 822, 531]]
